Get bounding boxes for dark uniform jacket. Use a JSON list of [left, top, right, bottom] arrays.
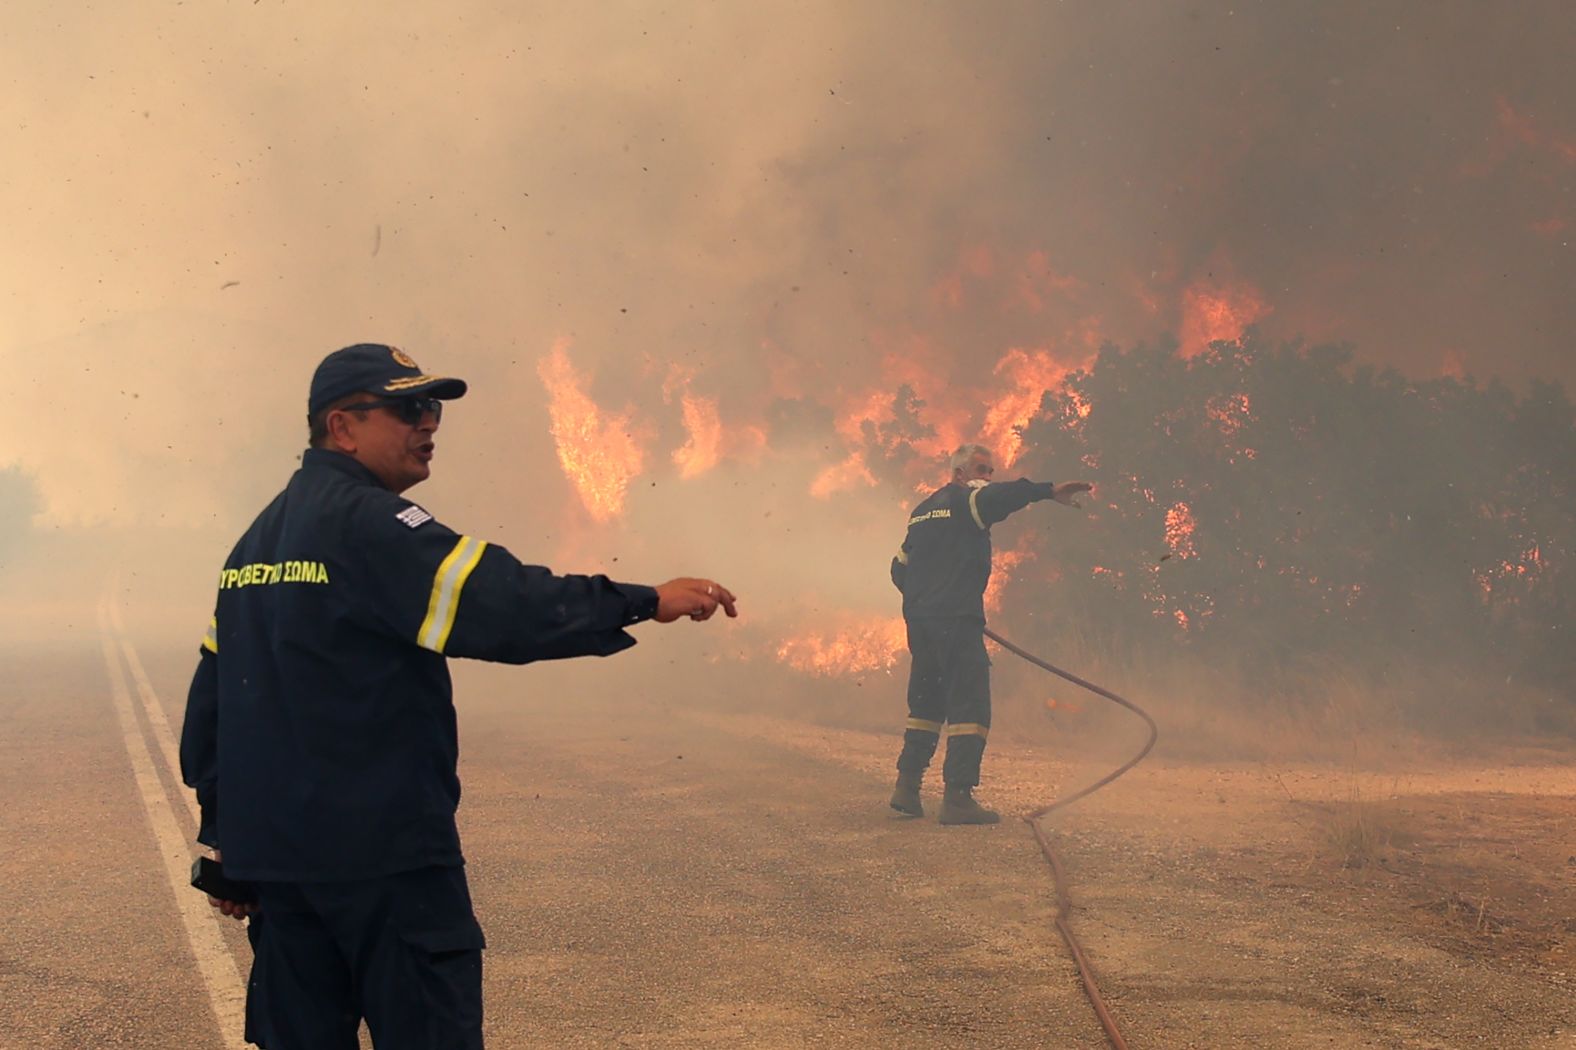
[[890, 478, 1055, 622], [179, 449, 658, 883]]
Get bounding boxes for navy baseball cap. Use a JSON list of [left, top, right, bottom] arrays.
[[308, 343, 468, 417]]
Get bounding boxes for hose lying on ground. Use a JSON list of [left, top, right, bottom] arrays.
[[985, 627, 1159, 1050]]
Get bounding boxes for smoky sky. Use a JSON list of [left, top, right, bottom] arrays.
[[1, 1, 1571, 638]]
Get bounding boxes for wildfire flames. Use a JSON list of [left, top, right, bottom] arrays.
[[809, 453, 879, 500], [807, 344, 1086, 500], [525, 207, 1560, 687], [775, 616, 908, 677], [1164, 502, 1199, 560], [664, 368, 724, 480], [983, 541, 1034, 614], [527, 258, 1253, 677], [537, 342, 646, 523], [775, 544, 1035, 678], [979, 349, 1073, 468], [1476, 544, 1546, 604], [1207, 393, 1253, 439], [1178, 280, 1270, 357]]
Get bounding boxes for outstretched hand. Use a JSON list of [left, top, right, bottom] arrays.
[[1052, 481, 1093, 508], [653, 578, 738, 623]]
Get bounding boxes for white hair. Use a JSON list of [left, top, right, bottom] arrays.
[[949, 444, 994, 473]]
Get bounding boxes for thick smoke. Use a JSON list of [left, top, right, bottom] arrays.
[[1, 2, 1570, 670]]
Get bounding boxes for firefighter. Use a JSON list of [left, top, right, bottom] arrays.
[[887, 444, 1089, 825], [179, 342, 737, 1049]]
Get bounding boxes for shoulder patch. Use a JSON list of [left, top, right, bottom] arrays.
[[395, 504, 434, 529]]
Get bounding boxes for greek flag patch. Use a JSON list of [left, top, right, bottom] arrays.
[[395, 504, 433, 529]]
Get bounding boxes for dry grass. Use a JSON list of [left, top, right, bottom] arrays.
[[1322, 790, 1401, 869], [1438, 889, 1503, 934], [987, 634, 1572, 767]]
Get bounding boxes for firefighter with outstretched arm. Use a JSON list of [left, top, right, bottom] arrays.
[[888, 443, 1089, 824]]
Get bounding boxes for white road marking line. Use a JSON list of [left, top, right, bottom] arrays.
[[109, 601, 201, 829], [97, 600, 249, 1050]]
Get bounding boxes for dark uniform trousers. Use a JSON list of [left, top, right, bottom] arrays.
[[896, 617, 991, 787], [245, 865, 484, 1050]]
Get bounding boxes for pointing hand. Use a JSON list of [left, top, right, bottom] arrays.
[[653, 578, 739, 623], [1052, 481, 1093, 509]]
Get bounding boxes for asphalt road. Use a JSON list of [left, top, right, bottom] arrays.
[[5, 613, 1572, 1049], [0, 620, 1098, 1049]]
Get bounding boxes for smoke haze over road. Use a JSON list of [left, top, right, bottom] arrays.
[[2, 2, 1571, 667]]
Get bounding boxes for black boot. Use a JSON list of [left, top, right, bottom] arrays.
[[938, 784, 999, 825], [889, 770, 924, 817]]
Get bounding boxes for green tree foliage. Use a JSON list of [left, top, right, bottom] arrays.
[[964, 336, 1571, 697]]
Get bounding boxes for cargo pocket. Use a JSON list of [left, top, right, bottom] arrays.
[[398, 918, 486, 958], [384, 918, 486, 1050]]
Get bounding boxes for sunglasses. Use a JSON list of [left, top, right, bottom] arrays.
[[337, 396, 444, 425]]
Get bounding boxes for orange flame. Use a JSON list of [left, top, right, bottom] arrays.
[[662, 366, 727, 479], [1178, 280, 1269, 357], [776, 616, 907, 676], [672, 392, 723, 478], [1068, 388, 1094, 422], [1164, 501, 1198, 560], [776, 539, 1035, 679], [831, 388, 901, 444], [809, 451, 879, 499], [980, 349, 1074, 467], [810, 379, 948, 498], [536, 342, 645, 523], [1206, 392, 1253, 438], [811, 341, 1085, 499], [1476, 543, 1546, 604], [1012, 250, 1084, 314], [984, 539, 1034, 614]]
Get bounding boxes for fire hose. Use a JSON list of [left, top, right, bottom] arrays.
[[985, 627, 1159, 1050]]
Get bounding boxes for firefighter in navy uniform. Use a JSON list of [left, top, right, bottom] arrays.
[[888, 444, 1089, 825], [179, 343, 737, 1050]]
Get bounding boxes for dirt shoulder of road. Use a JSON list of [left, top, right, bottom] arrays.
[[683, 702, 1576, 1049]]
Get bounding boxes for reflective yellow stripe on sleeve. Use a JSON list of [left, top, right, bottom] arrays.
[[417, 536, 488, 653], [906, 717, 942, 733], [944, 722, 990, 739], [967, 487, 987, 529], [201, 616, 218, 654], [894, 549, 909, 565]]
